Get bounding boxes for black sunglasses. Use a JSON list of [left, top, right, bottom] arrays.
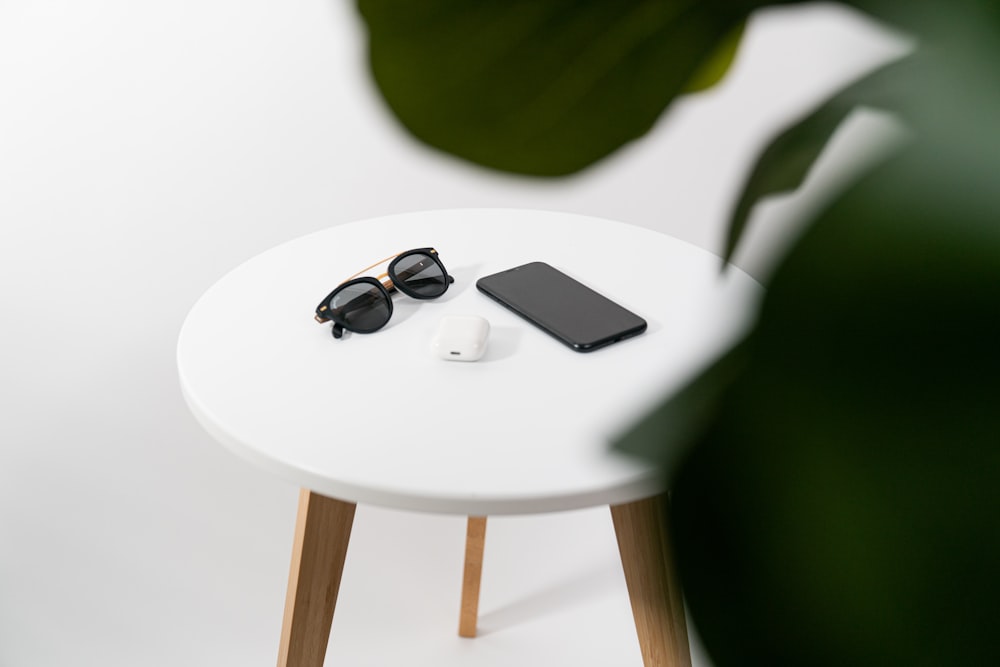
[[314, 247, 454, 339]]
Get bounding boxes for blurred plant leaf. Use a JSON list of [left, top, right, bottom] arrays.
[[723, 54, 916, 263], [614, 336, 749, 473], [668, 136, 1000, 666], [723, 101, 853, 263], [682, 22, 746, 93], [356, 0, 755, 176], [613, 21, 1000, 658], [617, 53, 920, 476]]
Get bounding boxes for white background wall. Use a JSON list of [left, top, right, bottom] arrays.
[[1, 2, 903, 665]]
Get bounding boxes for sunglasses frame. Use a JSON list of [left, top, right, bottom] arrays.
[[314, 247, 453, 339]]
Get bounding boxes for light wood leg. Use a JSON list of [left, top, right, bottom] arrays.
[[610, 496, 691, 667], [458, 516, 487, 638], [277, 489, 357, 667]]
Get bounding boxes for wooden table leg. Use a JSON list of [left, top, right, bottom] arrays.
[[458, 516, 487, 638], [610, 496, 691, 667], [277, 489, 357, 667]]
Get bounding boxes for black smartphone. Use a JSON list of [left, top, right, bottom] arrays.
[[476, 261, 647, 352]]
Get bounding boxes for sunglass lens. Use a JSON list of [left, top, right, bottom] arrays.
[[329, 282, 389, 331], [393, 252, 448, 297]]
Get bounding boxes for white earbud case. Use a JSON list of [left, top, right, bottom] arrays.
[[431, 315, 490, 361]]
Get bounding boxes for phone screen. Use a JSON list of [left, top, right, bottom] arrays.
[[476, 262, 647, 352]]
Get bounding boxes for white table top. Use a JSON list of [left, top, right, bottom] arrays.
[[177, 209, 761, 515]]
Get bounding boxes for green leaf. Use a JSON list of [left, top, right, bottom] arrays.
[[356, 0, 751, 176], [682, 22, 745, 93], [722, 54, 916, 264], [613, 27, 1000, 660], [670, 138, 1000, 666], [614, 336, 749, 474], [723, 101, 852, 263]]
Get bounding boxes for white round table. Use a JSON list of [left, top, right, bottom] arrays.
[[177, 208, 761, 667]]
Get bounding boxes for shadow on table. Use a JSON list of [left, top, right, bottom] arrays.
[[479, 325, 522, 362]]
